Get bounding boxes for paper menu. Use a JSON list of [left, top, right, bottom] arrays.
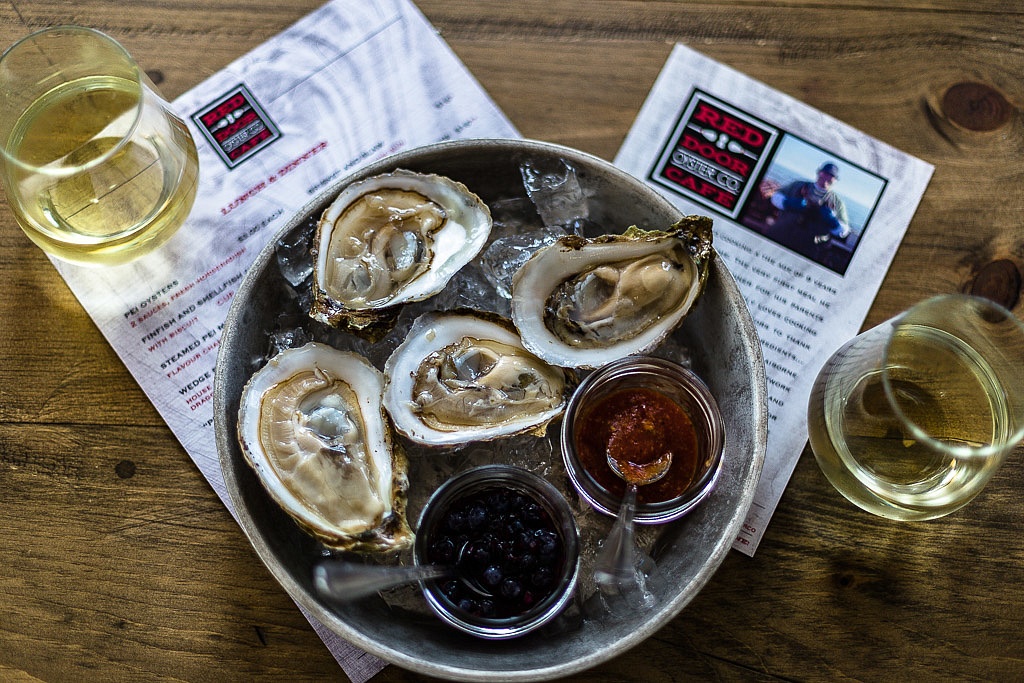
[[615, 44, 934, 555], [51, 1, 517, 680]]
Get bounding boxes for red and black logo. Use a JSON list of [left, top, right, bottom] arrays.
[[192, 84, 281, 169], [650, 90, 778, 218]]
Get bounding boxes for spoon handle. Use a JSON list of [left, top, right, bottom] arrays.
[[593, 483, 640, 591], [313, 561, 451, 602]]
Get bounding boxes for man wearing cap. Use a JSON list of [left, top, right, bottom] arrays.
[[768, 161, 851, 261]]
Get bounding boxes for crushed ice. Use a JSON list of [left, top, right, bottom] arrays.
[[260, 158, 682, 624]]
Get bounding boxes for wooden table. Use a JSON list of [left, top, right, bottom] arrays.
[[2, 1, 1023, 680]]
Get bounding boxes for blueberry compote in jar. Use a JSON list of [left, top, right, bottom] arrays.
[[415, 465, 580, 639]]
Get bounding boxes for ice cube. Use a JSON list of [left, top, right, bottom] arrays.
[[267, 327, 310, 357], [520, 158, 589, 229], [479, 227, 566, 300], [276, 221, 315, 287]]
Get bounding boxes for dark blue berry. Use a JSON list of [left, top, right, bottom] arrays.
[[485, 490, 512, 514], [441, 580, 461, 600], [500, 578, 523, 600], [516, 531, 539, 553], [511, 493, 529, 509], [466, 503, 488, 530], [510, 552, 535, 571], [482, 565, 504, 587], [446, 509, 468, 533], [535, 529, 559, 559], [430, 538, 456, 564], [504, 518, 526, 537], [531, 567, 553, 588], [522, 502, 546, 527], [466, 540, 491, 565]]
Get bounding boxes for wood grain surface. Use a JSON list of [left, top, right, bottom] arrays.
[[2, 1, 1023, 681]]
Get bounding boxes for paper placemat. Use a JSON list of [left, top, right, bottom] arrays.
[[615, 44, 934, 554], [51, 1, 518, 679]]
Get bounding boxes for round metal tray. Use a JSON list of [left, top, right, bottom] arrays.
[[213, 138, 767, 681]]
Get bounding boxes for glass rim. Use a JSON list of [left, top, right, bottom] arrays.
[[0, 25, 145, 175], [882, 293, 1024, 457]]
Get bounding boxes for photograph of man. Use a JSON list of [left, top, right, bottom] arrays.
[[767, 161, 851, 262]]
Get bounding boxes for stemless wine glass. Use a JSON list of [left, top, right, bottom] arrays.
[[807, 294, 1024, 521], [0, 26, 199, 266]]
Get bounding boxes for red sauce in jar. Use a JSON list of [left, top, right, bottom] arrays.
[[574, 387, 700, 504]]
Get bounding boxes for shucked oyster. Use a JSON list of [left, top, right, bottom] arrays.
[[511, 216, 713, 369], [310, 170, 492, 329], [383, 311, 573, 446], [237, 342, 412, 552]]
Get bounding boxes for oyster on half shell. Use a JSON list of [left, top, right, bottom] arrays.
[[511, 215, 713, 369], [237, 342, 412, 552], [383, 311, 573, 446], [310, 170, 492, 330]]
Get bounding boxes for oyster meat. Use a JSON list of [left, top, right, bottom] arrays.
[[511, 216, 713, 369], [236, 342, 412, 552], [310, 170, 492, 329], [383, 311, 573, 446]]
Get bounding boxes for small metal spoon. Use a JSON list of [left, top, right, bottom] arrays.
[[593, 450, 673, 593], [313, 542, 493, 603], [313, 561, 453, 602]]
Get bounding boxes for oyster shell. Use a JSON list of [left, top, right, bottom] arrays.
[[237, 342, 412, 552], [511, 216, 713, 369], [383, 311, 573, 446], [310, 170, 492, 329]]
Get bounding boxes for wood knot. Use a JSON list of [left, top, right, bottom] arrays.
[[941, 82, 1013, 132], [970, 259, 1022, 310], [114, 459, 136, 479], [835, 572, 856, 589], [145, 69, 165, 86]]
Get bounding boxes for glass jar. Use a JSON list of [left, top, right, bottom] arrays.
[[560, 356, 726, 524], [414, 464, 580, 639]]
